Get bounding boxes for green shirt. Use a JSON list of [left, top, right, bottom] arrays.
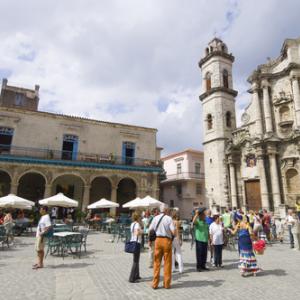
[[222, 213, 231, 228], [194, 219, 209, 242]]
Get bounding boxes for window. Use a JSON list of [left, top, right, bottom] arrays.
[[205, 72, 211, 91], [226, 111, 231, 128], [122, 141, 135, 165], [176, 184, 182, 196], [177, 163, 182, 174], [207, 114, 213, 130], [62, 134, 78, 160], [223, 69, 229, 88], [195, 162, 201, 174], [0, 127, 14, 153], [15, 93, 24, 106], [170, 200, 174, 208], [196, 183, 202, 195]]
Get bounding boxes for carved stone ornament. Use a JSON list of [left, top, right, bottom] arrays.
[[245, 154, 257, 168], [273, 91, 293, 106], [241, 113, 250, 125]]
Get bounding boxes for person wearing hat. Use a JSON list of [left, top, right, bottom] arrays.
[[192, 207, 209, 271]]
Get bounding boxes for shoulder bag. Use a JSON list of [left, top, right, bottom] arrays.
[[125, 223, 140, 254], [149, 214, 165, 242]]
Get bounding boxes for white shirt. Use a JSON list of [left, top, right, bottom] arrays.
[[36, 214, 52, 237], [130, 222, 141, 243], [149, 213, 175, 239], [286, 215, 294, 226], [209, 222, 224, 245]]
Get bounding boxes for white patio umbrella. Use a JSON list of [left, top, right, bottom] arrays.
[[87, 198, 119, 209], [0, 194, 35, 210], [122, 195, 163, 209], [39, 193, 78, 208]]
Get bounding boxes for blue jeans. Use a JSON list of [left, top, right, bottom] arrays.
[[288, 225, 294, 248]]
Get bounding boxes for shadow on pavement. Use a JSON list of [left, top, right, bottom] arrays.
[[171, 279, 224, 289], [48, 262, 93, 269], [258, 269, 287, 277]]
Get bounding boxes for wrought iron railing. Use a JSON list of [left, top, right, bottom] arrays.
[[0, 144, 163, 168], [163, 172, 205, 181]]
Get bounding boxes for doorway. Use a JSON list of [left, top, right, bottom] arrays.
[[245, 180, 262, 211], [0, 127, 14, 153], [122, 142, 135, 165], [62, 135, 78, 160]]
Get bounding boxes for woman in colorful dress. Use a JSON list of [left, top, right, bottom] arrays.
[[231, 214, 260, 277]]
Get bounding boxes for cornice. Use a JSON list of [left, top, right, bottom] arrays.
[[199, 87, 238, 101], [198, 51, 234, 68]]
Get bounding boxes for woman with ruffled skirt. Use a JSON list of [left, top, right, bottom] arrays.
[[231, 215, 261, 277]]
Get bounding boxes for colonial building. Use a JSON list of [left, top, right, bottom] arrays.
[[160, 149, 205, 219], [199, 37, 300, 216], [0, 79, 162, 213]]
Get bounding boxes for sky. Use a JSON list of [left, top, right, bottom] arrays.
[[0, 0, 299, 156]]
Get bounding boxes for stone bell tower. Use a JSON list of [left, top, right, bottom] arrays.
[[199, 38, 238, 210]]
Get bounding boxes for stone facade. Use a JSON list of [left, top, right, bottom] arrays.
[[160, 149, 205, 219], [199, 37, 300, 216], [0, 80, 162, 213]]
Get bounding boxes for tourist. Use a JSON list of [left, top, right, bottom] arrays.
[[3, 210, 14, 244], [172, 211, 183, 274], [141, 209, 151, 249], [275, 217, 284, 243], [33, 206, 52, 270], [230, 215, 260, 277], [222, 208, 232, 229], [205, 209, 214, 265], [253, 211, 263, 237], [149, 206, 175, 289], [262, 209, 271, 242], [285, 209, 295, 248], [65, 214, 74, 226], [50, 207, 58, 222], [148, 208, 159, 268], [193, 207, 209, 271], [248, 210, 255, 229], [270, 212, 277, 240], [129, 212, 142, 283], [209, 215, 224, 268], [291, 212, 300, 251]]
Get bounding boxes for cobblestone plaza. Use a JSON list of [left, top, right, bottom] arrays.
[[1, 232, 299, 300]]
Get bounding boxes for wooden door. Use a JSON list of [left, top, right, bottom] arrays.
[[245, 180, 262, 211]]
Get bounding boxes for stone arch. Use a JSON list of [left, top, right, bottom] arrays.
[[51, 172, 86, 186], [286, 168, 300, 194], [52, 174, 85, 206], [117, 177, 137, 214], [223, 69, 229, 88], [90, 176, 112, 204], [17, 172, 46, 203], [16, 169, 48, 186], [0, 170, 11, 197], [205, 72, 212, 91]]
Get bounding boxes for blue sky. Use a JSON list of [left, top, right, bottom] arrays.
[[0, 0, 299, 155]]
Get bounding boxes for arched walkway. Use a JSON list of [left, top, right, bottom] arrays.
[[0, 170, 11, 197], [17, 172, 46, 203], [90, 177, 112, 204], [117, 178, 136, 214], [52, 174, 84, 208]]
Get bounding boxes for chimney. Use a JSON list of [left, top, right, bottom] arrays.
[[2, 78, 8, 88]]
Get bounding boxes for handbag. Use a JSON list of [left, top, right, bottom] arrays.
[[149, 214, 165, 242], [125, 223, 140, 254]]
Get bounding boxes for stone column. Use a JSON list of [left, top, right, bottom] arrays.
[[229, 162, 238, 208], [10, 183, 18, 195], [44, 184, 52, 198], [256, 149, 270, 210], [252, 83, 263, 136], [291, 74, 300, 127], [110, 185, 118, 216], [81, 185, 90, 212], [262, 80, 273, 133], [268, 150, 281, 213]]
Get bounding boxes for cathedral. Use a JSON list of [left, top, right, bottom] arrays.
[[199, 37, 300, 216]]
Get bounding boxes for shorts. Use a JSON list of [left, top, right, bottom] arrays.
[[35, 236, 45, 252]]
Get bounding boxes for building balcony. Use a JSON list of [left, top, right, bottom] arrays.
[[0, 144, 163, 173], [161, 172, 205, 183]]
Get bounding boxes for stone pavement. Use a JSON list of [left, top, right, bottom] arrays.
[[0, 231, 299, 300]]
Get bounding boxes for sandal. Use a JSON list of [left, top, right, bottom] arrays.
[[32, 265, 43, 270]]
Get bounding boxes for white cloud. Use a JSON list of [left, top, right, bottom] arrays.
[[0, 0, 299, 156]]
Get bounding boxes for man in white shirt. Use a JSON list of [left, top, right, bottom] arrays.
[[285, 209, 295, 248], [33, 206, 52, 269], [149, 207, 175, 289], [209, 215, 224, 267]]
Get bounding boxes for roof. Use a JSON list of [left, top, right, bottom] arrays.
[[161, 148, 203, 161], [0, 106, 158, 132]]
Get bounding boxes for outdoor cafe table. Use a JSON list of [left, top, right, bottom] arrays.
[[52, 232, 82, 258]]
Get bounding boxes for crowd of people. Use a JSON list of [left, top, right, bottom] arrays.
[[127, 204, 300, 289]]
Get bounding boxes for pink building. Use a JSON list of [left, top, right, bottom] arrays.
[[160, 149, 206, 219]]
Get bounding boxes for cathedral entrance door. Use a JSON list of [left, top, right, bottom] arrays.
[[245, 180, 262, 211]]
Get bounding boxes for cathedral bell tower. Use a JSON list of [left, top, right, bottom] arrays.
[[199, 38, 238, 210]]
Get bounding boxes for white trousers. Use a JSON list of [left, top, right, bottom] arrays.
[[172, 237, 184, 273]]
